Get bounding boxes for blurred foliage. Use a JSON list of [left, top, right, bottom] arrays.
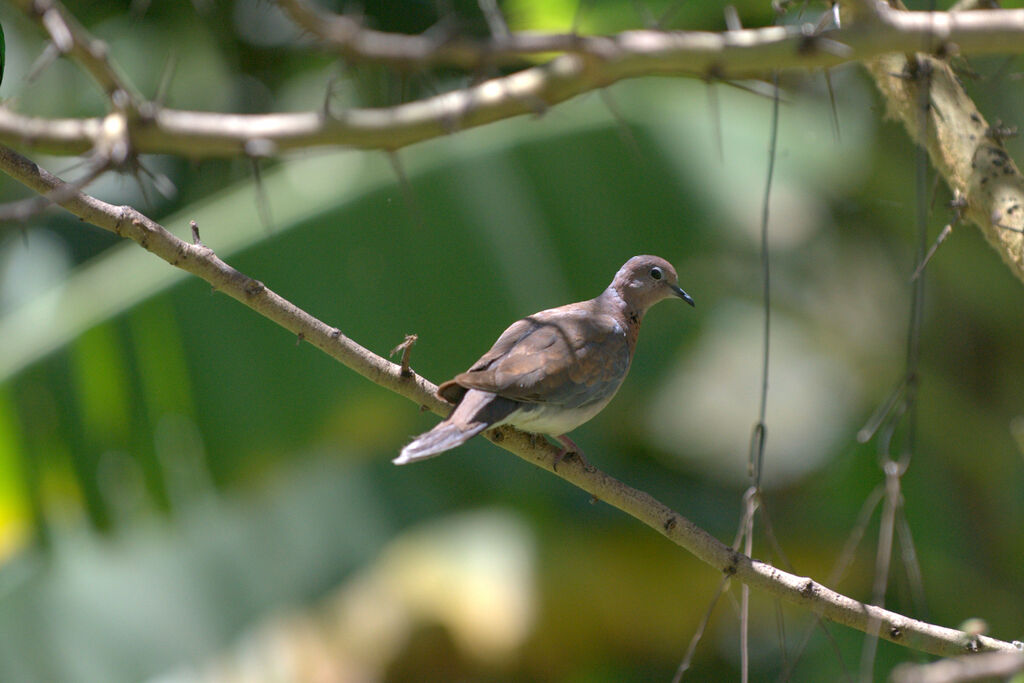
[[0, 0, 1023, 681]]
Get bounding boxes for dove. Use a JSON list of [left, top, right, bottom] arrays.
[[394, 255, 694, 466]]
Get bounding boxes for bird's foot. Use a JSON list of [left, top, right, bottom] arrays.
[[553, 435, 591, 471]]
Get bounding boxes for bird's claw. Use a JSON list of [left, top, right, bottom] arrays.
[[552, 436, 591, 472]]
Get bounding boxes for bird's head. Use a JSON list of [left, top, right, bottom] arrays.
[[610, 255, 695, 315]]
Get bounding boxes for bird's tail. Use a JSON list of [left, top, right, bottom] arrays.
[[393, 389, 517, 465], [393, 420, 489, 465]]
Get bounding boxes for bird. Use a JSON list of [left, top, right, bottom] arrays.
[[393, 255, 694, 466]]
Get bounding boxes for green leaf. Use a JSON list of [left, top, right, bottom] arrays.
[[0, 21, 5, 89]]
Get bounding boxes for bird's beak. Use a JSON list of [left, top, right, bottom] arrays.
[[671, 284, 696, 307]]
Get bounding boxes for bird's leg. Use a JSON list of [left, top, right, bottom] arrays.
[[553, 434, 591, 471]]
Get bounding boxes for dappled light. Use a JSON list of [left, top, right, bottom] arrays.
[[1, 0, 1023, 681]]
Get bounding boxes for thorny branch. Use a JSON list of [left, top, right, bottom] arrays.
[[0, 141, 1021, 660], [865, 50, 1024, 284], [3, 0, 1024, 157], [276, 0, 593, 69], [27, 0, 137, 99]]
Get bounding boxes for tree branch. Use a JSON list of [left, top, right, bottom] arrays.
[[4, 3, 1024, 158], [279, 0, 1024, 69], [891, 650, 1024, 683], [15, 0, 137, 100], [276, 0, 593, 69], [0, 141, 1020, 660], [863, 21, 1024, 285]]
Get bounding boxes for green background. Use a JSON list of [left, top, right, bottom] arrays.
[[0, 0, 1022, 680]]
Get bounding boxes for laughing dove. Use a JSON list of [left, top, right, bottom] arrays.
[[394, 255, 694, 466]]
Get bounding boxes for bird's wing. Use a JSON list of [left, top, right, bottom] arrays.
[[447, 304, 631, 408]]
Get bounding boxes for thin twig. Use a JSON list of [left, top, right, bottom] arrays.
[[672, 577, 729, 682], [598, 89, 644, 162], [860, 461, 902, 681], [739, 489, 757, 683], [389, 334, 418, 378], [0, 156, 109, 223], [249, 156, 274, 231]]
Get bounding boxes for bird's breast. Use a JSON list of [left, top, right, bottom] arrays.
[[501, 391, 619, 436]]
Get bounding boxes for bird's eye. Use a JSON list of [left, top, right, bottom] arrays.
[[650, 267, 663, 280]]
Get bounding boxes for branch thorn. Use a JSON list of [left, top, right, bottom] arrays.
[[390, 333, 418, 377], [190, 219, 203, 245]]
